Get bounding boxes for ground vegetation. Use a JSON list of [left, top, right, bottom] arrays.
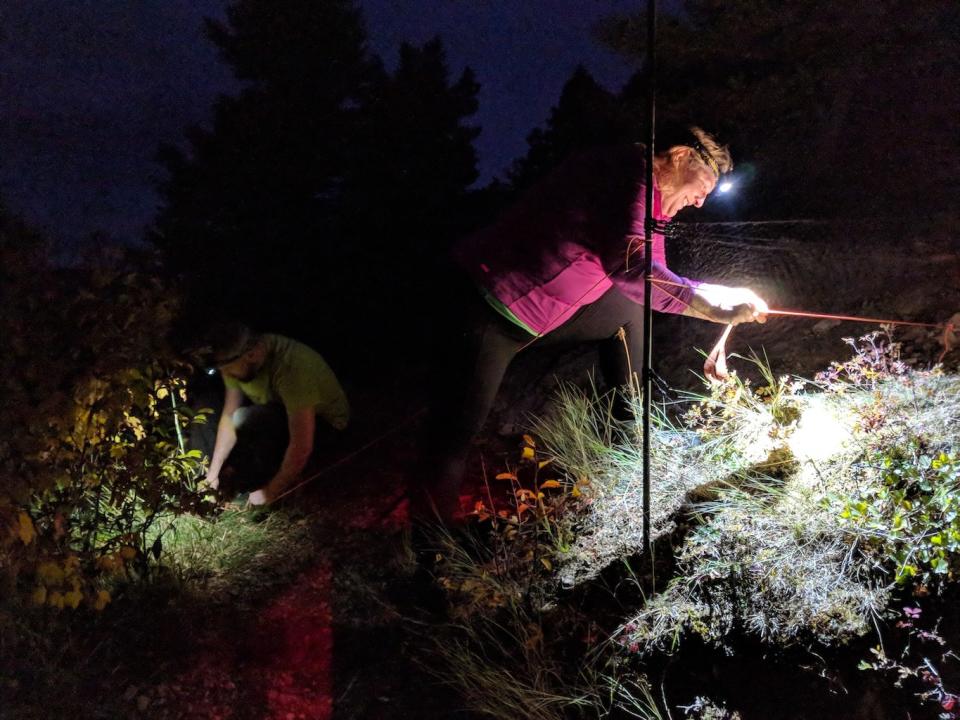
[[427, 330, 960, 719]]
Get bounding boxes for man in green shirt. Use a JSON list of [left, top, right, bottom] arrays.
[[201, 323, 350, 505]]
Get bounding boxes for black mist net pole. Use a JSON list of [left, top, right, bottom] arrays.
[[641, 0, 656, 556]]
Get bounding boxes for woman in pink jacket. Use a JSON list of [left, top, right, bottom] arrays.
[[426, 127, 768, 523]]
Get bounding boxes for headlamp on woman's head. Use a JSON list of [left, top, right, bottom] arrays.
[[690, 138, 737, 194], [690, 141, 721, 178]]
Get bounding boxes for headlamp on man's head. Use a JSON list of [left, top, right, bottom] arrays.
[[196, 345, 247, 375], [199, 350, 243, 376], [194, 322, 255, 374]]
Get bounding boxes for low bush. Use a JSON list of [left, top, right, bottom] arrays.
[[0, 218, 214, 655]]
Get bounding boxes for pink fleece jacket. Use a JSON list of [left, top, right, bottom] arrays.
[[453, 144, 698, 335]]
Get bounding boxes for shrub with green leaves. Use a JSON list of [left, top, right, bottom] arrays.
[[838, 440, 960, 587], [0, 218, 215, 616]]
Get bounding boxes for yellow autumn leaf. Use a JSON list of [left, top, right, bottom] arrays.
[[540, 557, 553, 571], [17, 512, 35, 544], [93, 589, 111, 611], [30, 586, 47, 605], [540, 479, 561, 489], [156, 386, 169, 400], [37, 561, 64, 586], [521, 446, 535, 461], [97, 553, 123, 573], [571, 486, 581, 498], [495, 472, 517, 481], [64, 590, 83, 610], [48, 591, 65, 610], [537, 459, 553, 469], [63, 556, 81, 575], [522, 434, 536, 447], [119, 546, 137, 560], [126, 415, 146, 441]]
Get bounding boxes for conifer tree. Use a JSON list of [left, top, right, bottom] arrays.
[[152, 0, 380, 328], [153, 2, 483, 346], [346, 37, 480, 257], [507, 66, 628, 193]]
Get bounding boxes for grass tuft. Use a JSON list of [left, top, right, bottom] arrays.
[[147, 507, 318, 600]]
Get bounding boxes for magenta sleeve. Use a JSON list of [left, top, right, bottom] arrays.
[[610, 261, 699, 315]]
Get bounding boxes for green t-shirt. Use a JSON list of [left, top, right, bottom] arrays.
[[223, 334, 350, 430]]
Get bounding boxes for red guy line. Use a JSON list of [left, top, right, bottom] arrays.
[[649, 277, 947, 330]]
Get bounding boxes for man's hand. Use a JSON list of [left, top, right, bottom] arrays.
[[248, 488, 272, 506], [247, 408, 314, 509], [204, 473, 220, 490]]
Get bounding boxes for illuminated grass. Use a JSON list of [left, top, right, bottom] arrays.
[[148, 508, 317, 599], [536, 366, 960, 653], [533, 381, 731, 589], [422, 522, 661, 720]]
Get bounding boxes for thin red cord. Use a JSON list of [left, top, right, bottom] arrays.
[[649, 277, 947, 330], [765, 308, 942, 329], [513, 247, 947, 358]]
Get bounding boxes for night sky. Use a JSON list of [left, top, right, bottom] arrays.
[[0, 1, 641, 249]]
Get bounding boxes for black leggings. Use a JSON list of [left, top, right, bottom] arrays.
[[423, 284, 651, 519]]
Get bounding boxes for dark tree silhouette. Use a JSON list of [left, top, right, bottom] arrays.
[[152, 2, 481, 355], [336, 37, 482, 344], [346, 38, 480, 250], [152, 0, 381, 337], [506, 65, 631, 193]]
